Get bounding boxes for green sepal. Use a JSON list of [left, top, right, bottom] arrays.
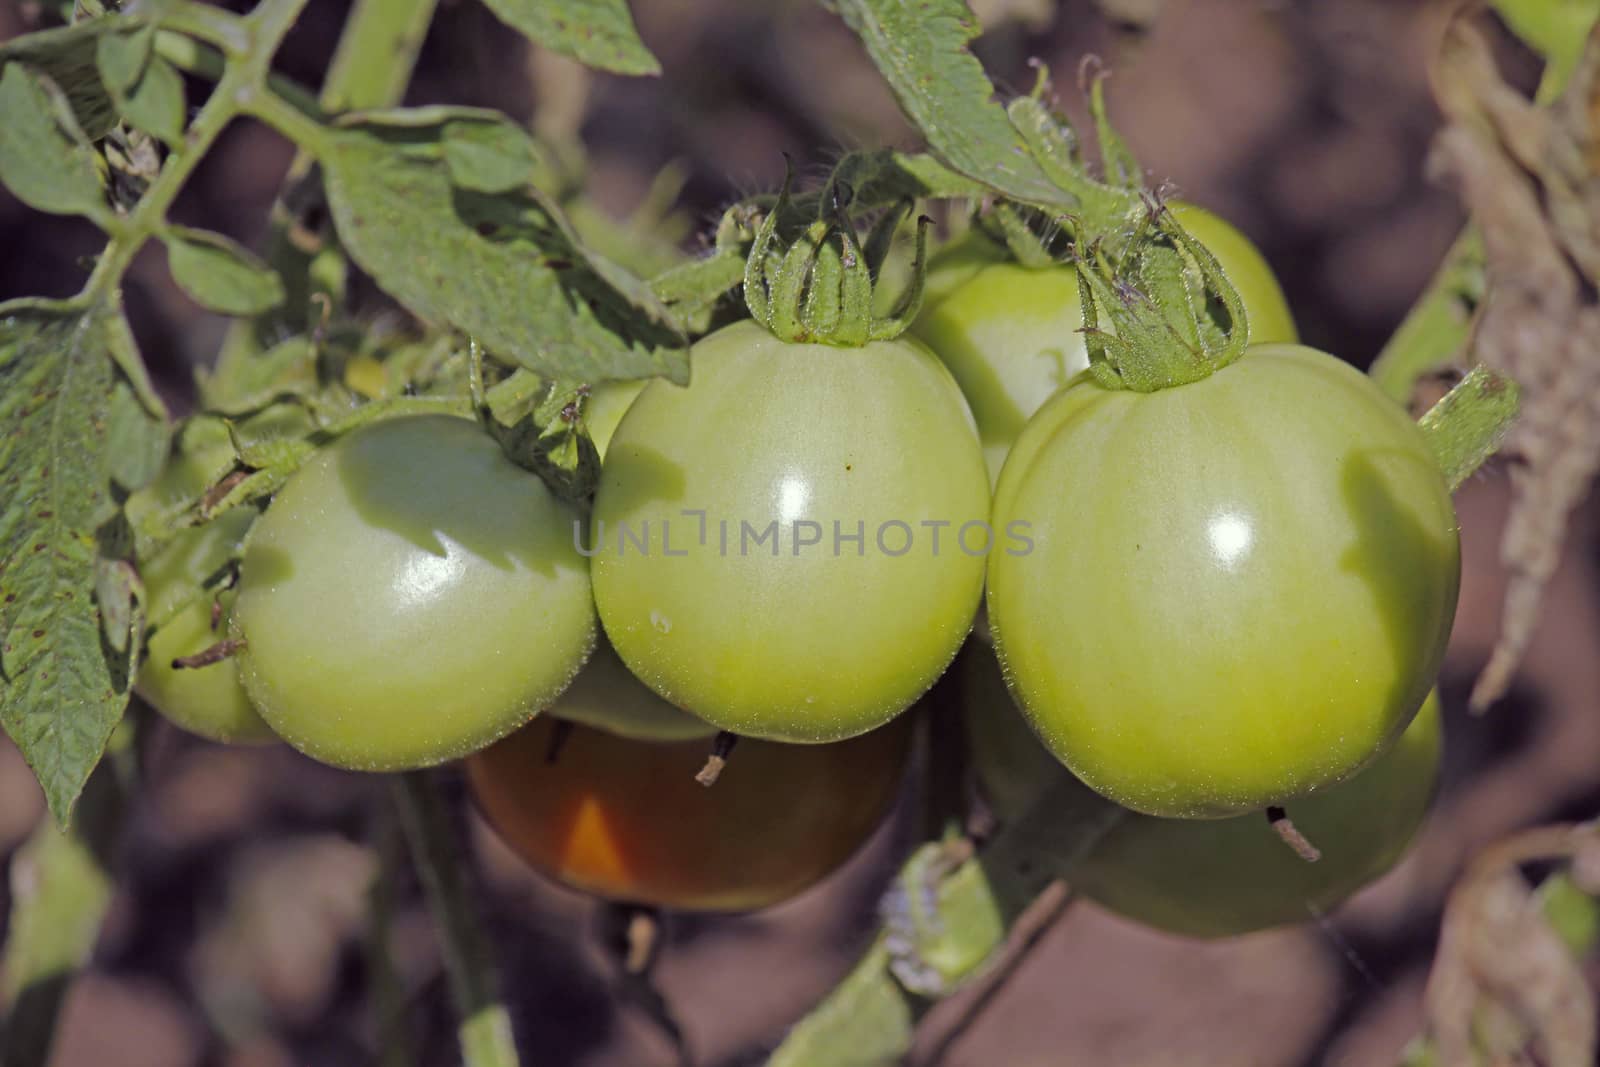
[[1077, 204, 1249, 392], [1416, 365, 1521, 491]]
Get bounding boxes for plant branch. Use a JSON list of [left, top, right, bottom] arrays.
[[766, 781, 1123, 1065], [153, 29, 324, 117], [320, 0, 440, 113], [84, 0, 313, 299], [391, 772, 522, 1067]]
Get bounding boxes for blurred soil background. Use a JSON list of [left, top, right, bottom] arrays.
[[2, 0, 1597, 1064]]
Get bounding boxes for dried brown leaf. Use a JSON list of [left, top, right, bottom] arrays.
[[1420, 825, 1599, 1067], [1427, 19, 1600, 710]]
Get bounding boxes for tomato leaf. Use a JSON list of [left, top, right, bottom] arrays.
[[161, 226, 288, 316], [0, 19, 129, 140], [1417, 366, 1520, 492], [0, 64, 108, 222], [824, 0, 1069, 208], [0, 298, 161, 825], [480, 0, 660, 76], [92, 22, 151, 94], [440, 114, 549, 194], [320, 114, 689, 384], [110, 53, 186, 149]]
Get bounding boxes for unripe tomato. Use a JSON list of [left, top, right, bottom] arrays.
[[591, 319, 990, 743], [136, 508, 275, 745], [988, 344, 1459, 817], [913, 204, 1297, 482], [466, 712, 912, 911], [231, 415, 596, 770], [960, 646, 1440, 938], [547, 637, 716, 742]]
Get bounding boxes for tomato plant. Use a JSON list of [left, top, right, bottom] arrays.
[[988, 343, 1460, 817], [914, 204, 1298, 481], [467, 710, 912, 911], [960, 645, 1441, 938], [231, 414, 597, 770], [592, 319, 990, 744], [0, 2, 1540, 1065]]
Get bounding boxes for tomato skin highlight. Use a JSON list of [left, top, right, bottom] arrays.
[[591, 319, 990, 744], [960, 645, 1441, 939], [136, 507, 276, 745], [232, 415, 597, 771], [466, 713, 912, 912], [913, 203, 1297, 482], [988, 344, 1460, 817]]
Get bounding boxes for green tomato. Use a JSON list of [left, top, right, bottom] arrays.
[[136, 508, 275, 745], [960, 644, 1441, 938], [591, 319, 990, 743], [913, 203, 1297, 482], [130, 431, 273, 745], [232, 415, 597, 770], [547, 636, 717, 742], [988, 344, 1460, 817]]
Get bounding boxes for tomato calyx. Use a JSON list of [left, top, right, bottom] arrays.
[[469, 342, 603, 503], [743, 161, 931, 347], [963, 64, 1256, 394], [1075, 202, 1252, 392]]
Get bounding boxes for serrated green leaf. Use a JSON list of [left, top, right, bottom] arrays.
[[0, 298, 145, 824], [0, 63, 107, 221], [441, 114, 545, 194], [825, 0, 1067, 208], [1417, 365, 1521, 491], [320, 116, 689, 384], [225, 418, 316, 472], [113, 53, 186, 148], [0, 20, 130, 139], [481, 0, 660, 76], [161, 226, 287, 316], [93, 23, 150, 93]]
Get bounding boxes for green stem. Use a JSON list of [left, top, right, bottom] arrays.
[[156, 1, 252, 57], [1368, 229, 1484, 404], [766, 781, 1122, 1066], [320, 0, 440, 113], [391, 773, 522, 1067], [153, 30, 324, 118], [83, 0, 313, 301], [241, 86, 334, 155], [214, 0, 438, 383]]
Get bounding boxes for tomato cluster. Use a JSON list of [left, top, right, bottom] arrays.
[[134, 202, 1460, 927]]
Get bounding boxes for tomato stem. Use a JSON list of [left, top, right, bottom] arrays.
[[169, 636, 245, 670], [392, 772, 522, 1067], [694, 731, 739, 787], [1266, 806, 1322, 863]]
